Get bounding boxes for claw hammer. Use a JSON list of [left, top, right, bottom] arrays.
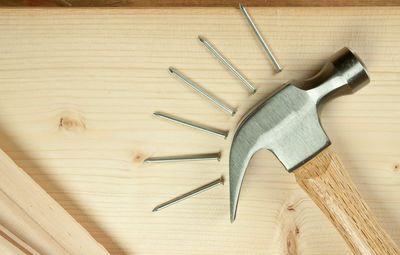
[[229, 48, 400, 255]]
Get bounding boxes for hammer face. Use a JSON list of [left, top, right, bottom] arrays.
[[229, 84, 330, 222]]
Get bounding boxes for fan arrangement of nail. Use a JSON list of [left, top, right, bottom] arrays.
[[149, 4, 282, 212]]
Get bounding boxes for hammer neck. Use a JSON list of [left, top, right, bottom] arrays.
[[305, 47, 370, 105], [306, 75, 348, 105]]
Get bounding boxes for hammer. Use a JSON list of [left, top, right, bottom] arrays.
[[229, 48, 400, 255]]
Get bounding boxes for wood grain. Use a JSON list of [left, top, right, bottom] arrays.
[[0, 223, 40, 255], [295, 146, 400, 255], [2, 0, 400, 7], [0, 7, 399, 255], [0, 147, 109, 254]]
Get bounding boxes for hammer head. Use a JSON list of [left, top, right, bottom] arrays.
[[229, 48, 370, 222]]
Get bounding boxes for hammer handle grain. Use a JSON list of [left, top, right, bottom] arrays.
[[295, 146, 400, 255]]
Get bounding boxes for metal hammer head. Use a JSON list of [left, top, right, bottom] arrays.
[[229, 48, 370, 222]]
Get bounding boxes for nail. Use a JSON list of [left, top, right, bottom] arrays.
[[152, 176, 224, 212], [239, 3, 282, 72], [169, 67, 236, 116], [199, 36, 257, 94], [153, 112, 228, 138], [144, 152, 221, 163]]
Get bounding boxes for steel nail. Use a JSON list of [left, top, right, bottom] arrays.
[[144, 152, 221, 163], [239, 3, 282, 72], [152, 176, 224, 212], [169, 67, 236, 116], [153, 112, 228, 138], [199, 36, 257, 94]]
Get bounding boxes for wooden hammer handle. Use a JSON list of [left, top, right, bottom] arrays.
[[294, 146, 400, 255]]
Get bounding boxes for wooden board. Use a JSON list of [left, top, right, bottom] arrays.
[[0, 148, 109, 255], [0, 7, 399, 254], [2, 0, 400, 7]]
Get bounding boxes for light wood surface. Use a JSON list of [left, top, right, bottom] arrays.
[[0, 7, 399, 255], [0, 147, 109, 254], [295, 146, 400, 255], [0, 223, 39, 255], [2, 0, 400, 7]]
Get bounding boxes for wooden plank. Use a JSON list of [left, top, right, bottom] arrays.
[[0, 7, 399, 254], [0, 148, 109, 254], [1, 0, 400, 7], [0, 236, 27, 255], [0, 224, 40, 255]]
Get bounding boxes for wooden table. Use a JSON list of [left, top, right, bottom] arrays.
[[1, 0, 400, 7], [0, 7, 399, 255]]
